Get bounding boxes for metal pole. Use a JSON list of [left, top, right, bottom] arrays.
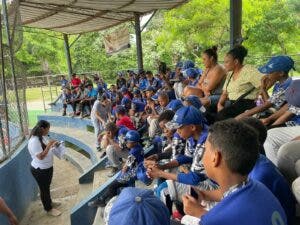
[[230, 0, 242, 48], [134, 13, 143, 71], [0, 15, 8, 156], [63, 33, 73, 80], [2, 0, 24, 136]]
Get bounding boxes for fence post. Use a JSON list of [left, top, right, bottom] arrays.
[[2, 0, 24, 135], [0, 13, 10, 155]]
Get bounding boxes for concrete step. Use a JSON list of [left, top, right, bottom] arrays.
[[50, 126, 100, 158], [92, 169, 111, 191], [63, 147, 92, 173], [20, 158, 81, 225], [76, 183, 93, 205]]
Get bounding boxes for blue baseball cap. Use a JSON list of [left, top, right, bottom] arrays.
[[166, 106, 205, 130], [121, 97, 131, 106], [185, 68, 199, 79], [109, 187, 170, 225], [184, 95, 202, 109], [133, 89, 141, 95], [151, 94, 158, 101], [146, 86, 155, 92], [167, 99, 183, 112], [285, 79, 300, 107], [182, 60, 195, 70], [125, 130, 140, 142], [121, 87, 128, 93], [258, 55, 295, 74], [115, 105, 126, 114], [175, 61, 183, 68]]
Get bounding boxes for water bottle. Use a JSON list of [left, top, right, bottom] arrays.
[[256, 95, 264, 107]]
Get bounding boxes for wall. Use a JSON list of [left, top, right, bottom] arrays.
[[0, 141, 38, 224]]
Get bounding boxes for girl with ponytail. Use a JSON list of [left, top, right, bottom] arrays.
[[28, 120, 62, 217]]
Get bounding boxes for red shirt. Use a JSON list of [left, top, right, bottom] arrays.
[[116, 116, 136, 130], [71, 77, 81, 87]]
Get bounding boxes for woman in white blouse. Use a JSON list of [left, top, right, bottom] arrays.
[[28, 120, 61, 217]]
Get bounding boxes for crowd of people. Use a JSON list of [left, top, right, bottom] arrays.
[[28, 45, 299, 225]]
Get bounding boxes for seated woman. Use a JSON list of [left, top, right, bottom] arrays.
[[216, 45, 263, 121], [183, 46, 226, 108]]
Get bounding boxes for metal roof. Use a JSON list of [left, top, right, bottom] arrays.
[[19, 0, 188, 34]]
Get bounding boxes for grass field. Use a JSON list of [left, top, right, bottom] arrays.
[[26, 86, 60, 102], [27, 110, 45, 127]]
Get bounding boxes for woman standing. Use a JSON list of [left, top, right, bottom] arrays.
[[28, 120, 61, 217]]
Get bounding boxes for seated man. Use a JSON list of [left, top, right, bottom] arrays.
[[182, 119, 287, 225], [79, 83, 97, 117]]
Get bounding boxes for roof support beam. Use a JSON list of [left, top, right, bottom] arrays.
[[134, 12, 143, 72], [230, 0, 242, 48], [63, 34, 73, 79]]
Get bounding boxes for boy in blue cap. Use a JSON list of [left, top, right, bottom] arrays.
[[147, 106, 216, 218], [182, 119, 287, 225], [108, 187, 170, 225], [89, 130, 149, 207], [261, 79, 300, 127], [237, 55, 295, 120]]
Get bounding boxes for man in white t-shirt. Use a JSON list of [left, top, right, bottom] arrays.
[[91, 94, 111, 151]]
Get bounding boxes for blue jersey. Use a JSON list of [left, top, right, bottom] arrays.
[[249, 154, 295, 224], [269, 77, 292, 109], [116, 126, 129, 149], [176, 126, 217, 190], [200, 180, 287, 225], [87, 88, 98, 98], [139, 78, 148, 91], [131, 100, 146, 112]]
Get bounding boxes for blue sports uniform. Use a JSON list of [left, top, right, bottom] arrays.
[[249, 154, 295, 224], [200, 180, 287, 225]]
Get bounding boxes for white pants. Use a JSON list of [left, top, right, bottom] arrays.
[[91, 117, 104, 148], [264, 126, 300, 166], [106, 145, 128, 168], [277, 140, 300, 184]]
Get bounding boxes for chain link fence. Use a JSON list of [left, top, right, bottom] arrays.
[[0, 0, 28, 162]]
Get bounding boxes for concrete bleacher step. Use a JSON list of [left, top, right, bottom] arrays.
[[51, 126, 96, 149], [63, 147, 92, 173], [76, 183, 93, 205], [92, 169, 111, 191], [92, 169, 111, 225]]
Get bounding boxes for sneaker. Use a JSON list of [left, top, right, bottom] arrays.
[[52, 201, 61, 208], [99, 151, 106, 158], [105, 160, 113, 169], [62, 111, 66, 116], [107, 167, 119, 177], [88, 197, 106, 208], [47, 208, 61, 217]]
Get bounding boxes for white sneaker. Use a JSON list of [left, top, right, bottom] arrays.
[[52, 201, 61, 208], [47, 208, 62, 217]]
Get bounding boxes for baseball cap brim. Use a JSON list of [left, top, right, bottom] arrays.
[[165, 121, 182, 130], [258, 65, 272, 74]]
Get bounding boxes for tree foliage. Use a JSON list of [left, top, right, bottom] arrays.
[[13, 0, 299, 78]]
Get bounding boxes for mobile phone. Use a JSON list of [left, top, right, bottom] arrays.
[[55, 141, 64, 147], [190, 187, 198, 200]]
